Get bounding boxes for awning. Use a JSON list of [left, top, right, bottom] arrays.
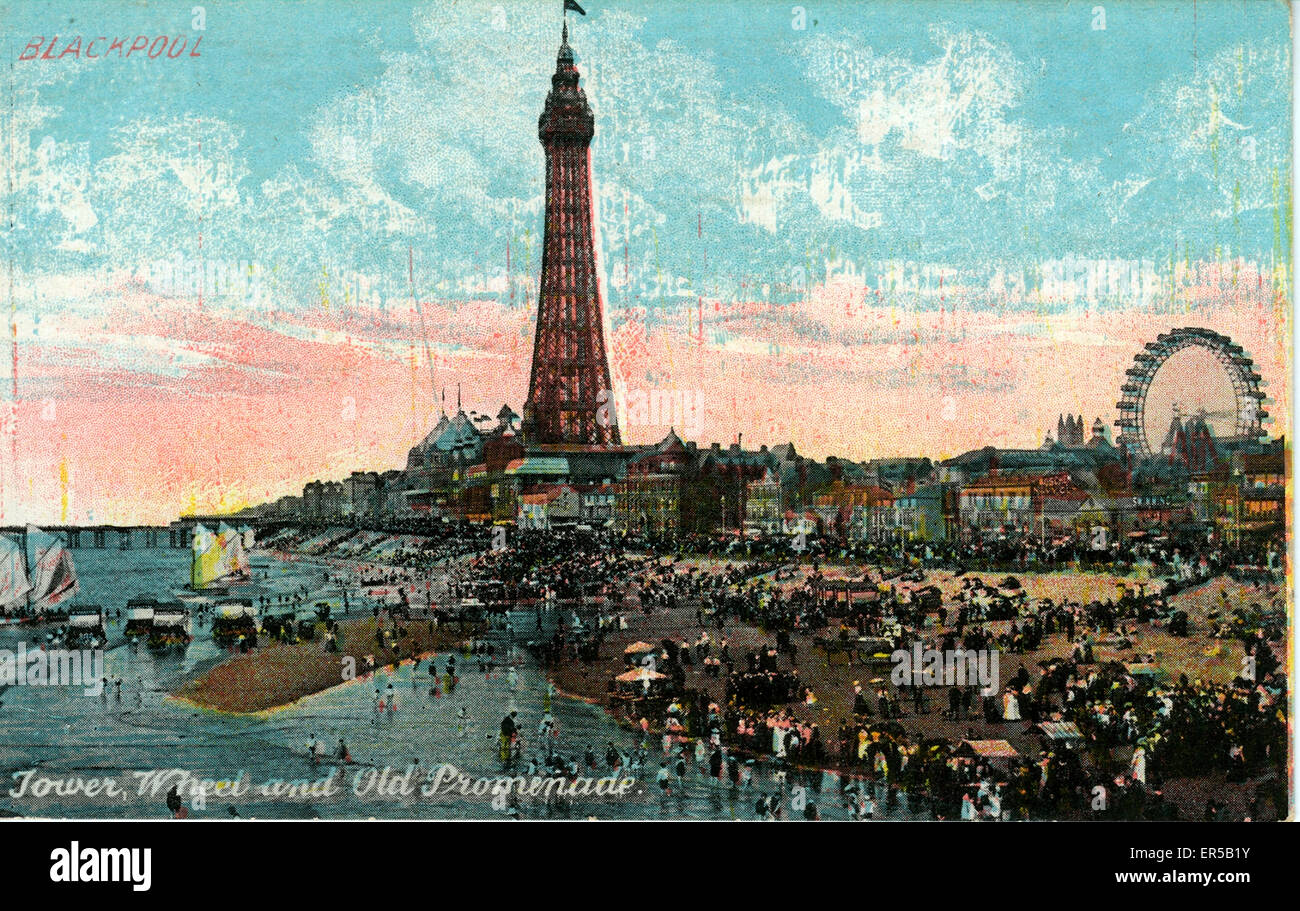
[[957, 739, 1019, 759], [505, 457, 571, 477], [615, 668, 666, 683], [1036, 721, 1083, 741]]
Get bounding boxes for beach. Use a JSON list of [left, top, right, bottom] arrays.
[[173, 616, 478, 714]]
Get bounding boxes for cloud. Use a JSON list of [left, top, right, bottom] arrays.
[[1121, 42, 1291, 245], [0, 1, 1289, 523]]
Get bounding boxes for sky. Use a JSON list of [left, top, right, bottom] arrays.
[[0, 0, 1292, 524]]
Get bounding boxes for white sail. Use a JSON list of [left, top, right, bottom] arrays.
[[0, 533, 33, 611], [25, 525, 79, 612], [215, 523, 234, 579], [240, 526, 256, 550], [217, 522, 247, 577], [193, 523, 249, 588], [191, 524, 221, 588]]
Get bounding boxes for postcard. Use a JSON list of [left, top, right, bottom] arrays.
[[0, 0, 1291, 832]]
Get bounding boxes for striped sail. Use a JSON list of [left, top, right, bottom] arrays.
[[0, 532, 33, 612], [217, 522, 249, 577], [24, 525, 79, 612]]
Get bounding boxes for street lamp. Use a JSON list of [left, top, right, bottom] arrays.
[[738, 432, 745, 541]]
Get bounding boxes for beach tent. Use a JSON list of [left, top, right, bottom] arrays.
[[956, 739, 1020, 760], [1036, 722, 1083, 741]]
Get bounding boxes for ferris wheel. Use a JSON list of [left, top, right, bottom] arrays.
[[1114, 327, 1268, 458]]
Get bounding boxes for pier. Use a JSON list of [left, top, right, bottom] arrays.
[[1, 523, 213, 550]]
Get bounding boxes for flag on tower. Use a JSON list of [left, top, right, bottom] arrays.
[[565, 0, 587, 15]]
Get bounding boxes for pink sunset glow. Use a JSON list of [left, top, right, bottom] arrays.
[[3, 270, 1289, 526]]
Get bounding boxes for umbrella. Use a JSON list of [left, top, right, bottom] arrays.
[[623, 641, 654, 655]]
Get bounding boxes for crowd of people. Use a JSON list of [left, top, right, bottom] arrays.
[[250, 518, 1287, 820]]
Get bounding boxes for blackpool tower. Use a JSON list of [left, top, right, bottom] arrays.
[[522, 19, 621, 447]]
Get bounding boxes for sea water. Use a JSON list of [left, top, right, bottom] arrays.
[[0, 547, 905, 820]]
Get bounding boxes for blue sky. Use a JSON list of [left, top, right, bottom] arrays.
[[4, 0, 1291, 312], [0, 1, 1292, 524]]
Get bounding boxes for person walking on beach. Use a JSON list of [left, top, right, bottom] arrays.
[[409, 758, 425, 797], [500, 710, 519, 763], [165, 785, 186, 818]]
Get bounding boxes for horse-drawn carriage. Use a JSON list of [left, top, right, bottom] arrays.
[[814, 632, 898, 666], [124, 595, 156, 638], [455, 597, 487, 623], [259, 611, 299, 643], [64, 606, 107, 649], [213, 599, 259, 649], [814, 578, 882, 619], [148, 603, 192, 653], [909, 584, 943, 615]]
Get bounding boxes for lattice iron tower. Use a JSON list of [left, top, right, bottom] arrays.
[[522, 21, 620, 446]]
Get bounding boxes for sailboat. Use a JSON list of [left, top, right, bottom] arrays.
[[190, 522, 251, 589], [0, 526, 81, 625], [0, 533, 33, 622]]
